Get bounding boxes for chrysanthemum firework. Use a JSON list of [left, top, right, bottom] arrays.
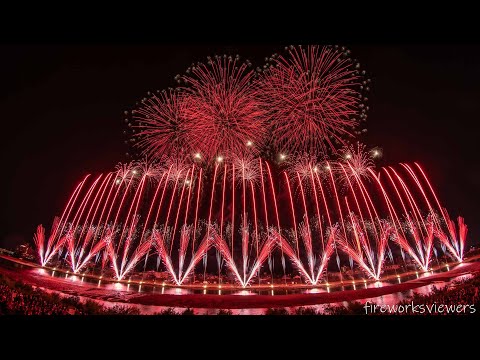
[[231, 153, 261, 184], [180, 55, 268, 161], [335, 142, 375, 187], [130, 89, 193, 160], [114, 161, 139, 185], [258, 45, 369, 157]]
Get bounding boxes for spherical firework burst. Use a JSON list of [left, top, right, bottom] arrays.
[[162, 155, 192, 183], [114, 161, 138, 184], [129, 89, 193, 160], [135, 158, 163, 184], [335, 142, 375, 187], [285, 153, 323, 199], [258, 45, 370, 157], [287, 153, 320, 181], [180, 54, 268, 161], [231, 154, 260, 184]]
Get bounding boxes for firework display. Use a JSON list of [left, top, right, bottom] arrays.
[[34, 156, 467, 286], [257, 45, 369, 157], [33, 45, 469, 288]]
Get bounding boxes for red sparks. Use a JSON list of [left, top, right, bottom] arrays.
[[180, 55, 268, 161], [258, 45, 368, 157]]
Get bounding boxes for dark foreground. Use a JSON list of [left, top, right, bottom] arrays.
[[1, 256, 480, 310], [1, 269, 480, 315]]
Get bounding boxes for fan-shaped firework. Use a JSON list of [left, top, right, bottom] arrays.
[[130, 89, 192, 160], [434, 212, 468, 262], [31, 46, 469, 290], [258, 45, 369, 157], [392, 215, 435, 272], [34, 158, 468, 286], [180, 55, 268, 161]]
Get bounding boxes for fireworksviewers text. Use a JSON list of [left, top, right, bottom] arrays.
[[363, 301, 476, 314]]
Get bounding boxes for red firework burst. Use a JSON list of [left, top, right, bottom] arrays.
[[131, 89, 193, 160], [258, 45, 369, 157], [335, 142, 375, 187], [180, 55, 268, 161]]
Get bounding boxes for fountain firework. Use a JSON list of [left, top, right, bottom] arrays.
[[33, 155, 466, 285], [33, 45, 469, 287]]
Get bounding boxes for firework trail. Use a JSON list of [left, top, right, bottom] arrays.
[[434, 212, 468, 262], [66, 227, 110, 274], [151, 226, 213, 285], [181, 55, 267, 161], [107, 216, 149, 280], [258, 45, 368, 157], [213, 229, 247, 287], [336, 215, 393, 280], [178, 230, 212, 284], [244, 235, 277, 286], [33, 217, 59, 266], [33, 145, 468, 286], [30, 45, 471, 289], [213, 226, 274, 288], [152, 229, 178, 284], [392, 216, 435, 271], [178, 225, 192, 280], [34, 217, 70, 267], [271, 225, 337, 285]]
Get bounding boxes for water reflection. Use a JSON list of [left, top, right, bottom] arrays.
[[233, 290, 255, 296], [162, 287, 193, 295], [368, 281, 387, 289], [26, 260, 471, 300], [306, 288, 324, 294]]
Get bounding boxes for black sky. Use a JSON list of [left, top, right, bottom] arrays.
[[1, 43, 479, 249]]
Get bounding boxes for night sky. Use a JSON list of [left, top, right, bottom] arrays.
[[1, 43, 479, 249]]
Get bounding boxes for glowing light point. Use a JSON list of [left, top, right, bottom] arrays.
[[132, 170, 137, 175], [279, 154, 286, 161], [115, 179, 121, 185], [345, 154, 352, 159], [216, 156, 224, 163], [246, 140, 253, 147], [313, 166, 318, 173], [194, 153, 201, 159], [162, 282, 166, 287], [325, 165, 331, 171]]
